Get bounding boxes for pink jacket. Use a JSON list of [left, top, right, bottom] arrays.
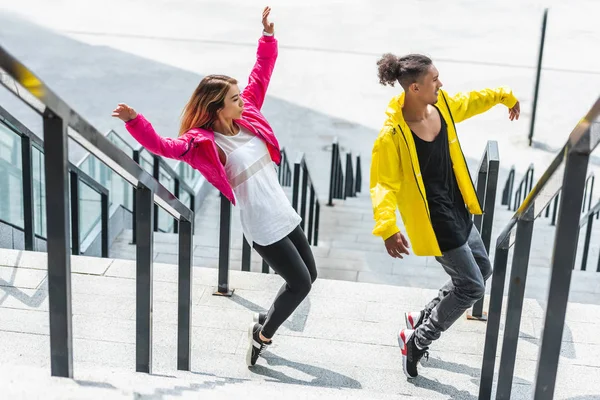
[[125, 35, 280, 205]]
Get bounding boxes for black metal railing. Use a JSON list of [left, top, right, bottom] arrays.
[[577, 198, 600, 272], [327, 137, 361, 206], [468, 140, 500, 320], [215, 146, 296, 295], [511, 163, 534, 211], [501, 166, 515, 207], [478, 96, 600, 400], [132, 149, 195, 235], [0, 105, 109, 257], [1, 45, 195, 377], [542, 172, 595, 226]]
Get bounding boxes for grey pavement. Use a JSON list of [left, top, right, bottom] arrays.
[[2, 248, 600, 399]]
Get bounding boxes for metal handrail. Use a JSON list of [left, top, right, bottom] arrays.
[[0, 44, 195, 377], [0, 47, 192, 222], [0, 105, 109, 256], [479, 96, 600, 400], [293, 153, 321, 246], [501, 166, 515, 207], [469, 140, 500, 320], [511, 163, 534, 211]]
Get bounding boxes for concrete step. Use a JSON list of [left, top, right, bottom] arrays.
[[1, 249, 600, 399]]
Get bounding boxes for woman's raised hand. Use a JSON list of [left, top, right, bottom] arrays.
[[112, 103, 138, 122], [262, 6, 274, 35]]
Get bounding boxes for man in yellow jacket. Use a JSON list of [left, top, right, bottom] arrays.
[[370, 53, 520, 379]]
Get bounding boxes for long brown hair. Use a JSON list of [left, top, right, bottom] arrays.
[[179, 75, 238, 136]]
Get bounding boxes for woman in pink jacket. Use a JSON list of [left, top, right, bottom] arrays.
[[112, 7, 317, 368]]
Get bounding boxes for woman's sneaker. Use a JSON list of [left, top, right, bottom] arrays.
[[253, 312, 267, 326], [398, 329, 429, 379], [404, 311, 425, 330], [246, 323, 270, 367]]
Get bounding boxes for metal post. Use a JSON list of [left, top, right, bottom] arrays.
[[101, 192, 109, 258], [136, 183, 154, 373], [470, 142, 499, 320], [496, 208, 535, 400], [328, 140, 338, 206], [292, 162, 301, 211], [588, 176, 594, 212], [173, 179, 180, 234], [551, 192, 560, 226], [314, 201, 320, 246], [534, 151, 589, 399], [214, 194, 233, 296], [69, 171, 80, 255], [580, 214, 593, 271], [478, 245, 510, 400], [300, 163, 308, 231], [355, 155, 362, 193], [43, 110, 73, 378], [131, 150, 140, 244], [528, 8, 548, 146], [262, 259, 269, 274], [473, 165, 487, 233], [177, 218, 193, 371], [242, 236, 251, 272], [307, 186, 315, 245], [21, 135, 35, 250], [345, 153, 354, 198], [152, 156, 160, 232]]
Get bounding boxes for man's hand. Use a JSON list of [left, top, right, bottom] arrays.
[[112, 103, 138, 122], [509, 101, 520, 121], [384, 231, 411, 259], [262, 6, 274, 34]]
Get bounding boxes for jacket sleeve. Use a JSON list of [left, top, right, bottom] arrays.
[[370, 127, 402, 240], [241, 35, 278, 110], [125, 114, 193, 160], [444, 87, 518, 123]]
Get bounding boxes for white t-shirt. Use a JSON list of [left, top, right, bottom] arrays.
[[214, 127, 301, 246]]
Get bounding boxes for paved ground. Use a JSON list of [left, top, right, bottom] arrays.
[[2, 249, 600, 399]]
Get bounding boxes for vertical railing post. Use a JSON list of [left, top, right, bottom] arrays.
[[355, 154, 362, 194], [131, 150, 140, 244], [478, 245, 510, 400], [471, 142, 499, 320], [534, 151, 589, 399], [473, 160, 487, 233], [43, 110, 73, 378], [101, 192, 109, 258], [21, 135, 35, 250], [551, 192, 560, 226], [173, 178, 180, 234], [314, 201, 320, 246], [214, 194, 233, 296], [328, 140, 338, 206], [344, 152, 354, 198], [496, 208, 535, 400], [308, 185, 315, 244], [136, 183, 154, 373], [177, 218, 193, 371], [262, 259, 269, 274], [580, 214, 593, 271], [300, 162, 308, 231], [242, 236, 251, 272], [528, 8, 548, 146], [292, 161, 301, 212], [152, 156, 160, 232], [69, 171, 80, 255]]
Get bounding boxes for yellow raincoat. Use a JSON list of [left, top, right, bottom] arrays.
[[370, 88, 518, 256]]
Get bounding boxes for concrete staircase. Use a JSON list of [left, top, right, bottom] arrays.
[[1, 249, 600, 399]]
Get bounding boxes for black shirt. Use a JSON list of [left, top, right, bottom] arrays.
[[411, 106, 472, 252]]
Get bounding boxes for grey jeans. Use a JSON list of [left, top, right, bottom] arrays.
[[414, 226, 492, 347]]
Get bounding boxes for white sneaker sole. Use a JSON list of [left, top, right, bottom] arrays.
[[253, 313, 259, 323]]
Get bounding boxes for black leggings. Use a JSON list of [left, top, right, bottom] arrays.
[[252, 225, 318, 338]]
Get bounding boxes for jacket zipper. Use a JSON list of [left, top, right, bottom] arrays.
[[179, 137, 195, 158], [440, 92, 482, 211], [397, 124, 432, 221]]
